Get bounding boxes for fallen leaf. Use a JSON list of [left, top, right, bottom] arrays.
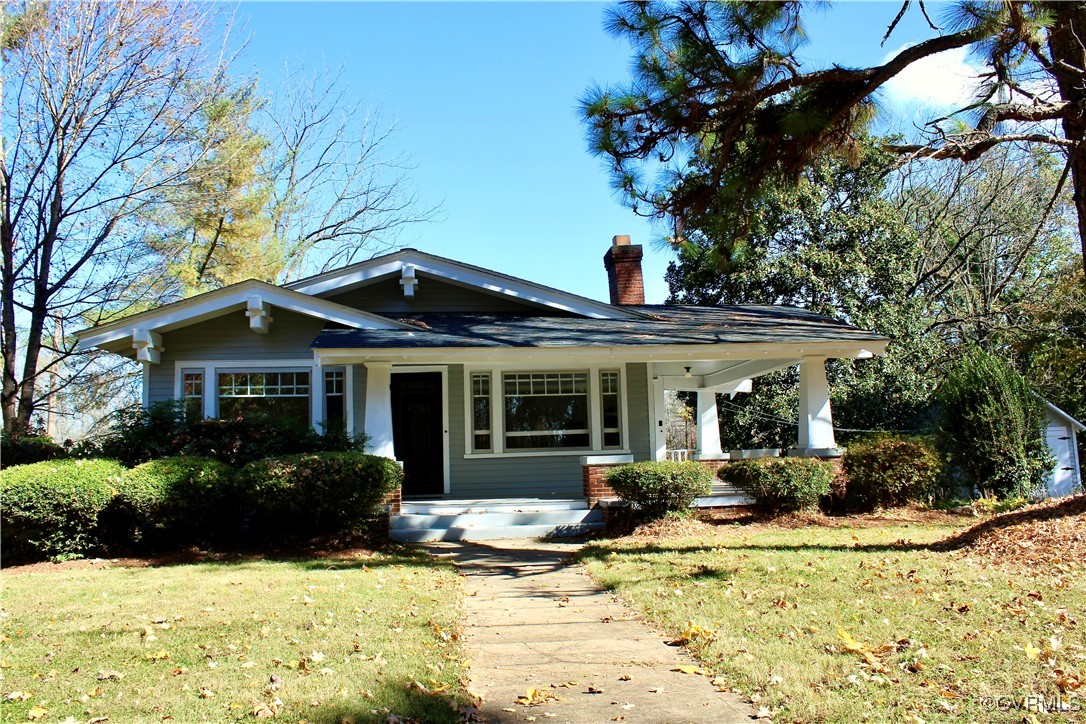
[[27, 706, 49, 721]]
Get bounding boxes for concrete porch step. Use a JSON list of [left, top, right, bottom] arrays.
[[401, 498, 588, 515], [391, 500, 604, 542], [393, 509, 604, 530], [391, 521, 605, 543]]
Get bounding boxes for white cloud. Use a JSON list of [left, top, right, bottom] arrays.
[[880, 45, 983, 109]]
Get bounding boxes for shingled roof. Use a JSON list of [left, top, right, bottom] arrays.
[[310, 305, 887, 349]]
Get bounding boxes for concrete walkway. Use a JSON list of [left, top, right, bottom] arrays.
[[427, 539, 754, 723]]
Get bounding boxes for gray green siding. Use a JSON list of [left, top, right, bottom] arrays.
[[325, 275, 553, 314], [147, 309, 325, 405], [625, 362, 653, 461], [445, 364, 585, 497]]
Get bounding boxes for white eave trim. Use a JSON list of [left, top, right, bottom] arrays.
[[284, 249, 642, 320], [313, 339, 890, 365], [74, 280, 416, 351], [1042, 398, 1086, 431]]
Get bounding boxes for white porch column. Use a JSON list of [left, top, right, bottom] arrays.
[[693, 390, 725, 460], [141, 362, 151, 409], [310, 363, 325, 433], [363, 362, 396, 459], [794, 356, 837, 454]]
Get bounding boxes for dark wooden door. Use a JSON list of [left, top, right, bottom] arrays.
[[391, 372, 444, 497]]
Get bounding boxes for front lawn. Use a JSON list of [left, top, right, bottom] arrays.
[[1, 549, 467, 722], [579, 512, 1086, 721]]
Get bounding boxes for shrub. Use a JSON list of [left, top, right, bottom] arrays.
[[89, 401, 366, 467], [936, 348, 1052, 499], [239, 452, 402, 537], [102, 457, 235, 549], [843, 434, 943, 511], [1, 430, 69, 469], [605, 461, 713, 520], [0, 458, 125, 561], [724, 457, 832, 514]]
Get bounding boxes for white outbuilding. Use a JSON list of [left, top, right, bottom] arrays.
[[1042, 400, 1084, 498]]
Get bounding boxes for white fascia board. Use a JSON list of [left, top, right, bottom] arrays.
[[75, 281, 414, 351], [286, 250, 639, 320], [313, 339, 889, 366], [1043, 398, 1086, 431]]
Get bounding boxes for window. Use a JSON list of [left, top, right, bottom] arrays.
[[324, 368, 345, 433], [471, 373, 492, 452], [503, 372, 589, 450], [600, 370, 622, 448], [182, 369, 204, 420], [218, 370, 310, 428]]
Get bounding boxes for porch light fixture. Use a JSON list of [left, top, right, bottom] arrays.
[[684, 366, 692, 378]]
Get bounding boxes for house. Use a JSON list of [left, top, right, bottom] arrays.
[[1042, 400, 1084, 498], [75, 237, 888, 540]]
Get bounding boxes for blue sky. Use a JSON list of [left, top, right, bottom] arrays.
[[236, 2, 962, 303]]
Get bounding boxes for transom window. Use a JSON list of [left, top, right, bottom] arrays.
[[503, 372, 589, 450], [218, 371, 310, 428]]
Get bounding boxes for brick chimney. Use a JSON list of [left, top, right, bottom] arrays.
[[603, 235, 644, 305]]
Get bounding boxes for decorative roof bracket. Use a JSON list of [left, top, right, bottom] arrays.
[[132, 329, 163, 364], [246, 296, 272, 334], [400, 264, 418, 300]]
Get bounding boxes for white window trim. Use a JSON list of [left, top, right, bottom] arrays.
[[468, 371, 494, 454], [462, 362, 631, 460], [173, 359, 318, 428], [390, 364, 451, 495], [599, 368, 624, 450]]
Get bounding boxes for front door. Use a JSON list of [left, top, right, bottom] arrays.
[[391, 371, 445, 497]]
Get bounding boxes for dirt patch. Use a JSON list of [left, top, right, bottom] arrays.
[[935, 494, 1086, 569], [702, 505, 964, 530], [627, 514, 716, 540]]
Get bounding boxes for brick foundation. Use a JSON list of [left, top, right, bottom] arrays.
[[583, 463, 625, 506]]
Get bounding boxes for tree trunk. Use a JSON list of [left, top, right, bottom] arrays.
[[1047, 1, 1086, 274], [1, 168, 18, 433]]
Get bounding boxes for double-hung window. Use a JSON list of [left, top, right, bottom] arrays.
[[324, 368, 346, 433], [217, 370, 310, 429], [181, 369, 204, 419], [503, 372, 590, 450], [471, 372, 493, 452], [600, 370, 622, 449]]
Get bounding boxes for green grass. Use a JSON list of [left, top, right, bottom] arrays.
[[580, 516, 1086, 722], [1, 549, 467, 723]]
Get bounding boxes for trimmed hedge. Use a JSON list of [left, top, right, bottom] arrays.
[[89, 401, 366, 467], [1, 431, 69, 469], [103, 456, 234, 548], [240, 452, 403, 536], [724, 457, 832, 514], [0, 458, 125, 561], [843, 434, 943, 511], [606, 461, 713, 519]]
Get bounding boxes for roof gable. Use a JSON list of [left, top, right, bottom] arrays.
[[285, 249, 644, 320], [75, 280, 414, 352]]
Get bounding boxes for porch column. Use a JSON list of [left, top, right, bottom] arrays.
[[693, 390, 725, 460], [363, 362, 396, 459], [310, 363, 325, 433], [793, 356, 837, 454]]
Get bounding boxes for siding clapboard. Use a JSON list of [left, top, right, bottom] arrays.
[[147, 309, 325, 404], [326, 275, 553, 314]]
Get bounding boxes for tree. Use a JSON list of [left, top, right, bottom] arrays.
[[260, 67, 435, 278], [152, 82, 274, 294], [1, 0, 232, 433], [936, 347, 1052, 498], [666, 140, 1073, 447], [582, 1, 1086, 273], [667, 141, 942, 442]]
